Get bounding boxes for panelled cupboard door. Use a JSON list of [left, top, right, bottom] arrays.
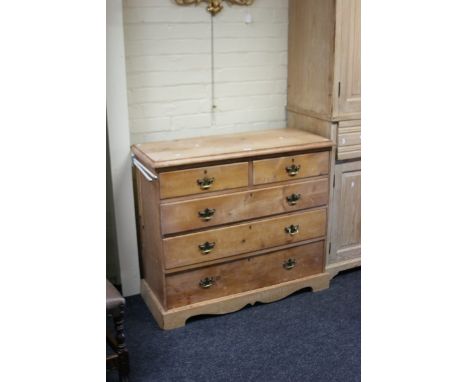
[[329, 160, 361, 265], [334, 0, 361, 119]]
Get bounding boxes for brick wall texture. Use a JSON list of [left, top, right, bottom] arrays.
[[123, 0, 288, 143]]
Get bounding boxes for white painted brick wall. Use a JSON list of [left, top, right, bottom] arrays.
[[123, 0, 288, 143]]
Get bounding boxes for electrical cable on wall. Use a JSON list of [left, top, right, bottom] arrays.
[[211, 13, 216, 114], [174, 0, 257, 123]]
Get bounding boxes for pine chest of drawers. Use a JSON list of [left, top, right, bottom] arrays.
[[131, 128, 333, 329]]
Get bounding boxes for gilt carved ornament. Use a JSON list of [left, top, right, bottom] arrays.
[[174, 0, 255, 16]]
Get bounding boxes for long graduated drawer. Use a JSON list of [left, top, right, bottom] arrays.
[[166, 241, 325, 309], [163, 208, 327, 269], [160, 178, 329, 235]]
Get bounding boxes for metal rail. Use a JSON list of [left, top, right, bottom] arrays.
[[131, 155, 158, 182]]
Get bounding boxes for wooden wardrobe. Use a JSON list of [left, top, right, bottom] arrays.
[[287, 0, 361, 278]]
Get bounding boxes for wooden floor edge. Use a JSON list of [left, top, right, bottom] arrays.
[[141, 273, 331, 330], [326, 258, 361, 280]]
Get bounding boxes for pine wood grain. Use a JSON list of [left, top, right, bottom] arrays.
[[329, 160, 361, 266], [334, 0, 361, 119], [253, 151, 329, 185], [159, 162, 249, 199], [163, 208, 327, 269], [160, 178, 329, 235], [165, 242, 325, 309], [326, 258, 361, 279], [132, 128, 335, 328], [141, 272, 331, 330], [337, 121, 361, 160], [288, 0, 336, 120], [287, 0, 361, 121], [135, 170, 166, 306], [131, 128, 332, 169], [287, 111, 334, 139]]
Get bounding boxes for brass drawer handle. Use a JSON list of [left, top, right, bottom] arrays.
[[285, 224, 300, 236], [286, 193, 301, 206], [199, 277, 215, 288], [198, 241, 216, 254], [283, 258, 297, 270], [285, 164, 301, 176], [197, 177, 215, 190], [198, 208, 216, 221]]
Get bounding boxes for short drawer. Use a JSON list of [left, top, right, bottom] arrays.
[[160, 178, 329, 235], [163, 208, 327, 269], [253, 151, 329, 185], [337, 121, 361, 160], [166, 241, 324, 309], [159, 162, 248, 199]]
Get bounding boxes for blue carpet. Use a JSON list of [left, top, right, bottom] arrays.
[[107, 268, 360, 382]]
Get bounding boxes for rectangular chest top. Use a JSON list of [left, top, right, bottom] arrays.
[[131, 128, 333, 169]]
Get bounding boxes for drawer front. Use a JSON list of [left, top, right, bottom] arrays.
[[163, 208, 327, 269], [166, 241, 324, 309], [159, 162, 248, 199], [253, 151, 329, 185], [160, 178, 329, 235], [337, 122, 361, 160]]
